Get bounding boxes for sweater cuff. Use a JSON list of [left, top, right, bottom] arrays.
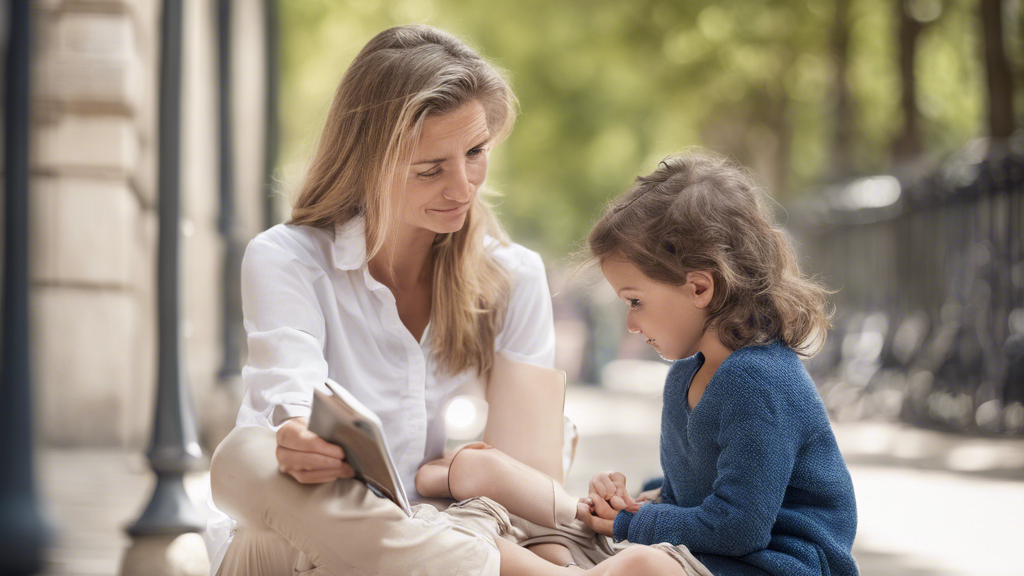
[[612, 510, 634, 543]]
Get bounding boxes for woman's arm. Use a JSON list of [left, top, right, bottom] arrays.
[[240, 236, 352, 483], [415, 444, 581, 529], [493, 248, 556, 367]]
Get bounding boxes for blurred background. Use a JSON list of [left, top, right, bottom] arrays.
[[2, 0, 1022, 575]]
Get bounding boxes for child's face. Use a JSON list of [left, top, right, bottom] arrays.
[[600, 258, 713, 361]]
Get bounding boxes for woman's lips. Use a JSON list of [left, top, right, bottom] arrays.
[[431, 203, 469, 214]]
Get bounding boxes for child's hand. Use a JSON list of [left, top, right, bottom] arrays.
[[588, 471, 638, 515], [636, 486, 661, 505]]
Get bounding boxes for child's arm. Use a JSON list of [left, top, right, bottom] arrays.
[[613, 395, 800, 556]]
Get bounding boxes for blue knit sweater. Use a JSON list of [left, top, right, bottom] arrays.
[[612, 341, 859, 576]]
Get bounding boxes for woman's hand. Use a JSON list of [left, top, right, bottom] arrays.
[[275, 417, 356, 484], [577, 501, 616, 537], [588, 471, 638, 515]]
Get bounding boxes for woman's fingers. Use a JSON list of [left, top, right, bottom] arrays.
[[289, 468, 351, 484], [579, 507, 615, 537], [277, 418, 345, 460], [276, 445, 341, 471], [276, 445, 355, 482]]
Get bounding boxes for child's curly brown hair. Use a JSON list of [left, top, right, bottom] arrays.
[[588, 149, 833, 357]]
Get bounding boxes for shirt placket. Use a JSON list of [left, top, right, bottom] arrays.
[[362, 268, 428, 487]]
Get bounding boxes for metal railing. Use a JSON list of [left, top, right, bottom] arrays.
[[796, 134, 1024, 436]]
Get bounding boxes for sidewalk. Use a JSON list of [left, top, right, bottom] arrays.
[[37, 383, 1024, 575], [38, 450, 210, 576], [563, 384, 1024, 576]]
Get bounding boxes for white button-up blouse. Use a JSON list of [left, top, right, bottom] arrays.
[[207, 217, 556, 569]]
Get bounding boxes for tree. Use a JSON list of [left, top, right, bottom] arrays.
[[980, 0, 1016, 138]]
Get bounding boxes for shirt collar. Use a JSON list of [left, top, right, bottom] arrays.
[[332, 216, 367, 271]]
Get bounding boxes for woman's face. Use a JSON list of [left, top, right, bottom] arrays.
[[401, 100, 492, 235], [600, 257, 713, 361]]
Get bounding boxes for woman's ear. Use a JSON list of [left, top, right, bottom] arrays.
[[686, 271, 714, 309]]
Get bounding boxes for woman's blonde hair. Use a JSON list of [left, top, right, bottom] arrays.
[[289, 25, 517, 375], [587, 150, 833, 357]]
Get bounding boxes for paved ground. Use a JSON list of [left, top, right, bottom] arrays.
[[37, 383, 1024, 575], [564, 385, 1024, 576]]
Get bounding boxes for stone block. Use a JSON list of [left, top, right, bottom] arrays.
[[51, 12, 134, 56], [37, 52, 141, 109], [34, 287, 136, 446], [31, 176, 137, 286], [34, 115, 139, 175]]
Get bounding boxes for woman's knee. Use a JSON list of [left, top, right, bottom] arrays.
[[210, 426, 282, 527]]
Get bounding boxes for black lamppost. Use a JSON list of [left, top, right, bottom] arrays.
[[264, 0, 280, 229], [218, 0, 243, 380], [125, 0, 205, 538], [1, 1, 50, 573]]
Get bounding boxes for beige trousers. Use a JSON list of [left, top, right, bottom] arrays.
[[210, 426, 501, 576], [452, 497, 714, 576]]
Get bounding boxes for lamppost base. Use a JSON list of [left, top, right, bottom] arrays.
[[126, 473, 205, 537]]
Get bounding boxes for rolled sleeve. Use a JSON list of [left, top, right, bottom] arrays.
[[239, 236, 331, 429]]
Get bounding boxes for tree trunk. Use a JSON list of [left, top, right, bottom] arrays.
[[980, 0, 1015, 139], [830, 0, 855, 180], [893, 0, 924, 161]]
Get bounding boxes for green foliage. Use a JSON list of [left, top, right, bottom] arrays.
[[279, 0, 1014, 258]]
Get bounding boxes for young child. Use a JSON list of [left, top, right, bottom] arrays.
[[417, 150, 859, 576]]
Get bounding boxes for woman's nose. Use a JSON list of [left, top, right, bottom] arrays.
[[443, 163, 474, 202]]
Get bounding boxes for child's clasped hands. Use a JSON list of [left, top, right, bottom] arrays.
[[577, 471, 657, 536]]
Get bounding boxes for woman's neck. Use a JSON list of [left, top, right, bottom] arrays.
[[368, 223, 436, 290]]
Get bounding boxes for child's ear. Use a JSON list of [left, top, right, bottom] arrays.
[[686, 271, 714, 308]]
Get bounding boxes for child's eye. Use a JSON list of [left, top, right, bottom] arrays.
[[627, 298, 641, 309]]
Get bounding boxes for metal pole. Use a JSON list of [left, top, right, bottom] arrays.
[[127, 0, 205, 536], [1, 2, 50, 572], [264, 0, 279, 229], [217, 0, 243, 379]]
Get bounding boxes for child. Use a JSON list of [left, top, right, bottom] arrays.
[[417, 150, 859, 576]]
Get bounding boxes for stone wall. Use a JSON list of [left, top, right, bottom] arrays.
[[30, 0, 267, 449]]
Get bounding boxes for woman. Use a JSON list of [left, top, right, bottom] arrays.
[[207, 25, 556, 575]]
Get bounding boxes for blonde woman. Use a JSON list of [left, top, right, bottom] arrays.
[[207, 25, 559, 575]]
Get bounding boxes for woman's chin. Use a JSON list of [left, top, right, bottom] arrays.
[[428, 215, 468, 234]]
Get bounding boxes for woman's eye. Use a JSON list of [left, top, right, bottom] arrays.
[[628, 298, 641, 309], [467, 146, 485, 157], [417, 168, 441, 178]]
